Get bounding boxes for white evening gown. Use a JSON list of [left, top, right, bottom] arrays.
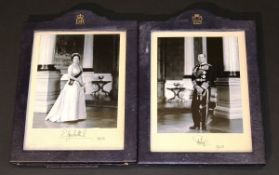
[[45, 64, 87, 122]]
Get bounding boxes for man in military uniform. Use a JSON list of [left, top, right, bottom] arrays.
[[190, 54, 213, 131]]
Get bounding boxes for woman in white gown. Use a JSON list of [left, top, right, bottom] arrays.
[[45, 53, 87, 122]]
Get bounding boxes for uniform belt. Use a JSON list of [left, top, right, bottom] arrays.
[[196, 78, 205, 82]]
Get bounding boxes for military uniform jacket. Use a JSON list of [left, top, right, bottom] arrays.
[[191, 63, 213, 90]]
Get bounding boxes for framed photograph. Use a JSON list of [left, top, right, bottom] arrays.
[[138, 10, 265, 164], [24, 31, 126, 151], [10, 8, 265, 166], [10, 10, 138, 166]]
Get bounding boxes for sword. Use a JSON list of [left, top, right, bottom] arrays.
[[197, 89, 209, 131]]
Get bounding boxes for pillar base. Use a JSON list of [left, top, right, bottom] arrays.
[[182, 78, 194, 108], [213, 78, 242, 119], [35, 71, 61, 113], [182, 78, 193, 101], [214, 106, 242, 119]]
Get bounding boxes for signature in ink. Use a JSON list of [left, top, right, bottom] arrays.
[[192, 135, 208, 146], [60, 129, 87, 141]]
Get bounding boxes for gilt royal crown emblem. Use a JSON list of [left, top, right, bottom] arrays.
[[192, 14, 203, 25], [75, 13, 85, 25]]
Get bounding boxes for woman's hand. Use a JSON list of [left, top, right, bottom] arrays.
[[78, 82, 86, 87], [79, 82, 86, 92]]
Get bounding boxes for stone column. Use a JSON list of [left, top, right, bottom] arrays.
[[214, 36, 242, 119], [111, 36, 118, 100], [222, 36, 240, 75], [157, 39, 166, 103], [81, 35, 94, 96], [202, 37, 208, 61], [182, 37, 195, 106], [35, 34, 61, 113]]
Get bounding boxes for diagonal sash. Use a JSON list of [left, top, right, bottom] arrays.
[[68, 68, 82, 86]]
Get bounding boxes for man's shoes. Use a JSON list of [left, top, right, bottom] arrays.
[[201, 126, 207, 131], [189, 125, 207, 130], [189, 125, 199, 130]]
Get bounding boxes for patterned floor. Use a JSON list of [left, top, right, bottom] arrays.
[[33, 106, 117, 128], [157, 107, 243, 133], [157, 101, 243, 133]]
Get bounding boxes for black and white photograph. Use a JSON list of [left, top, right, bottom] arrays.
[[150, 31, 252, 152], [34, 33, 120, 128], [157, 36, 242, 133], [23, 31, 126, 150]]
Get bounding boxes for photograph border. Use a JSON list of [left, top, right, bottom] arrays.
[[138, 9, 265, 164], [150, 31, 252, 152], [23, 30, 126, 151], [10, 9, 138, 166]]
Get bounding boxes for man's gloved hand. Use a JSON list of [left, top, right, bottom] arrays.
[[195, 85, 204, 94]]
